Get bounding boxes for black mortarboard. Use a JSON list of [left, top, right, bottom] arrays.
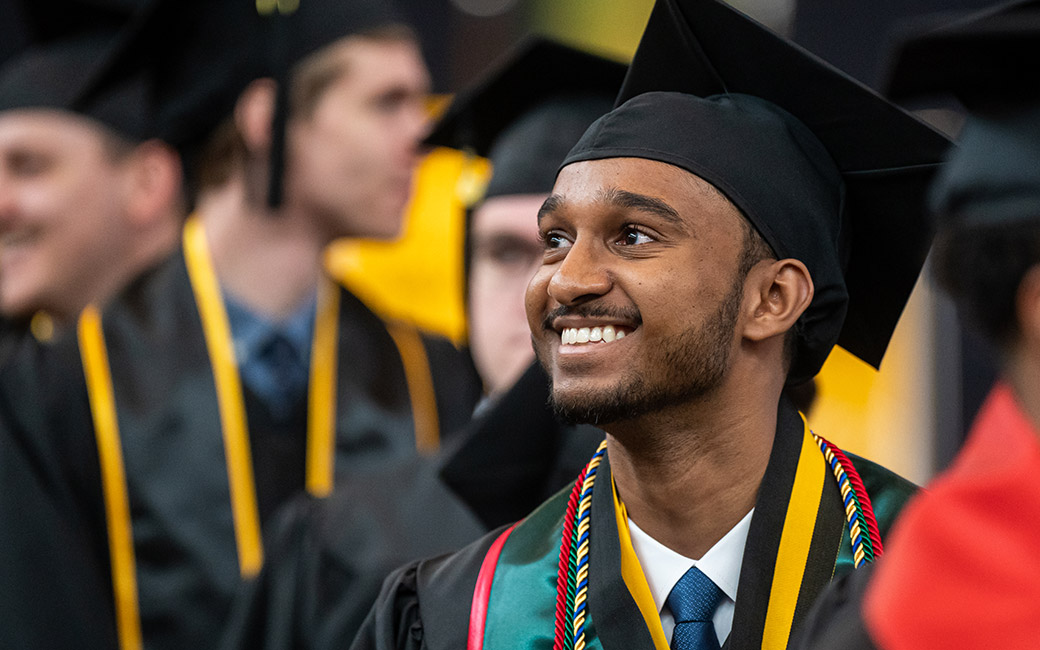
[[426, 37, 627, 203], [884, 0, 1040, 228], [88, 0, 403, 206], [0, 0, 153, 140], [562, 0, 951, 383]]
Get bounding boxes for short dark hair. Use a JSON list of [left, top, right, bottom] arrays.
[[932, 219, 1040, 349], [733, 212, 804, 369]]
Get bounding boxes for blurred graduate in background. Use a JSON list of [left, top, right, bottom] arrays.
[[798, 2, 1040, 648]]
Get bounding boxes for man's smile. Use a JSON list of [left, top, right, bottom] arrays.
[[560, 324, 630, 345]]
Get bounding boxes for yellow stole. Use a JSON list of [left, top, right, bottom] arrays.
[[77, 216, 439, 650], [614, 416, 829, 650]]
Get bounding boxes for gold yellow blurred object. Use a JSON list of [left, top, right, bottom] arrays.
[[456, 151, 492, 208], [810, 277, 936, 485], [530, 0, 654, 61], [30, 310, 55, 342], [325, 148, 490, 344]]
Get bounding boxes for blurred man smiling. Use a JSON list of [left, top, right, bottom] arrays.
[[0, 29, 180, 330]]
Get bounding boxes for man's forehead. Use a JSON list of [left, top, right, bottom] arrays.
[[542, 157, 741, 224], [473, 193, 546, 234], [0, 107, 106, 141]]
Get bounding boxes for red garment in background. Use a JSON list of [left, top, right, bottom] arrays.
[[864, 382, 1040, 649]]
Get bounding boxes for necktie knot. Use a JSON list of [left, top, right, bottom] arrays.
[[666, 566, 723, 650], [667, 566, 723, 623]]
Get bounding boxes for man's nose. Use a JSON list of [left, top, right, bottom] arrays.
[[0, 174, 18, 229], [546, 238, 612, 306]]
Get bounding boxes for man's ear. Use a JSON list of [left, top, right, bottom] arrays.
[[124, 139, 183, 226], [1015, 265, 1040, 347], [234, 78, 277, 154], [742, 258, 814, 342]]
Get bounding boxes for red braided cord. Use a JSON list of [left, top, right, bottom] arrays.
[[553, 470, 587, 650], [828, 444, 884, 555]]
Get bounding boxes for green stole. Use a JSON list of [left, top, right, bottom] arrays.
[[478, 398, 903, 650]]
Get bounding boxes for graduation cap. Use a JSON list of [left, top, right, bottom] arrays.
[[81, 0, 403, 205], [0, 0, 153, 140], [426, 37, 627, 204], [562, 0, 952, 383], [884, 0, 1040, 229]]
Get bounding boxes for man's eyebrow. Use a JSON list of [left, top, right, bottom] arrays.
[[537, 195, 563, 223], [602, 188, 685, 228]]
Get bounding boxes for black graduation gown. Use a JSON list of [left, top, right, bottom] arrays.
[[792, 565, 879, 650], [0, 243, 480, 650], [218, 457, 487, 650], [0, 371, 117, 650], [438, 361, 605, 529], [352, 398, 918, 650], [214, 362, 602, 650]]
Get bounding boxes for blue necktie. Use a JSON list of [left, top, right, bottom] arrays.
[[257, 332, 309, 419], [666, 566, 723, 650]]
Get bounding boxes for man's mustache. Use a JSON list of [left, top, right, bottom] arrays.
[[541, 304, 643, 331]]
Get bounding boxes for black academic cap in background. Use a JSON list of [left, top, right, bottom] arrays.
[[885, 0, 1040, 110], [426, 37, 627, 202], [566, 0, 951, 383], [86, 0, 405, 205], [885, 0, 1040, 228], [0, 1, 153, 140], [0, 35, 153, 142]]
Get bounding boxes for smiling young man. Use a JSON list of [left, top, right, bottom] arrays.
[[352, 1, 951, 648]]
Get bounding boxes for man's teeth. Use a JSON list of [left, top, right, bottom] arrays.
[[560, 325, 627, 345]]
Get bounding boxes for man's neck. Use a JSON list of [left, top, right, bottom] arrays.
[[196, 178, 326, 321], [605, 375, 780, 559]]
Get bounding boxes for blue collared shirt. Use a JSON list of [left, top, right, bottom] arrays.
[[224, 292, 317, 421]]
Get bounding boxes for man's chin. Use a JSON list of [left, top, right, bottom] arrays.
[[548, 386, 639, 427]]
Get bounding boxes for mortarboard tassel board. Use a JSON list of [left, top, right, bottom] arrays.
[[426, 36, 627, 203], [563, 0, 952, 384]]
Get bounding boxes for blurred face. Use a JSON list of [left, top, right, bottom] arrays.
[[468, 194, 546, 395], [287, 35, 431, 242], [525, 157, 749, 426], [0, 110, 133, 323]]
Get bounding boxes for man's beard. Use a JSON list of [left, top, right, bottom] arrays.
[[540, 277, 743, 427]]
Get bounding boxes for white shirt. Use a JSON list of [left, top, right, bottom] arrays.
[[627, 508, 754, 646]]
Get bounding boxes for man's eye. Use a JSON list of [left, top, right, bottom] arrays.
[[8, 152, 51, 176], [540, 231, 572, 250], [478, 240, 542, 267], [618, 227, 654, 246]]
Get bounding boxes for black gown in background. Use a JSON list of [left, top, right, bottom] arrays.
[[0, 242, 481, 650]]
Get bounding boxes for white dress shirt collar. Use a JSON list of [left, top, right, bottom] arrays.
[[627, 508, 754, 645]]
